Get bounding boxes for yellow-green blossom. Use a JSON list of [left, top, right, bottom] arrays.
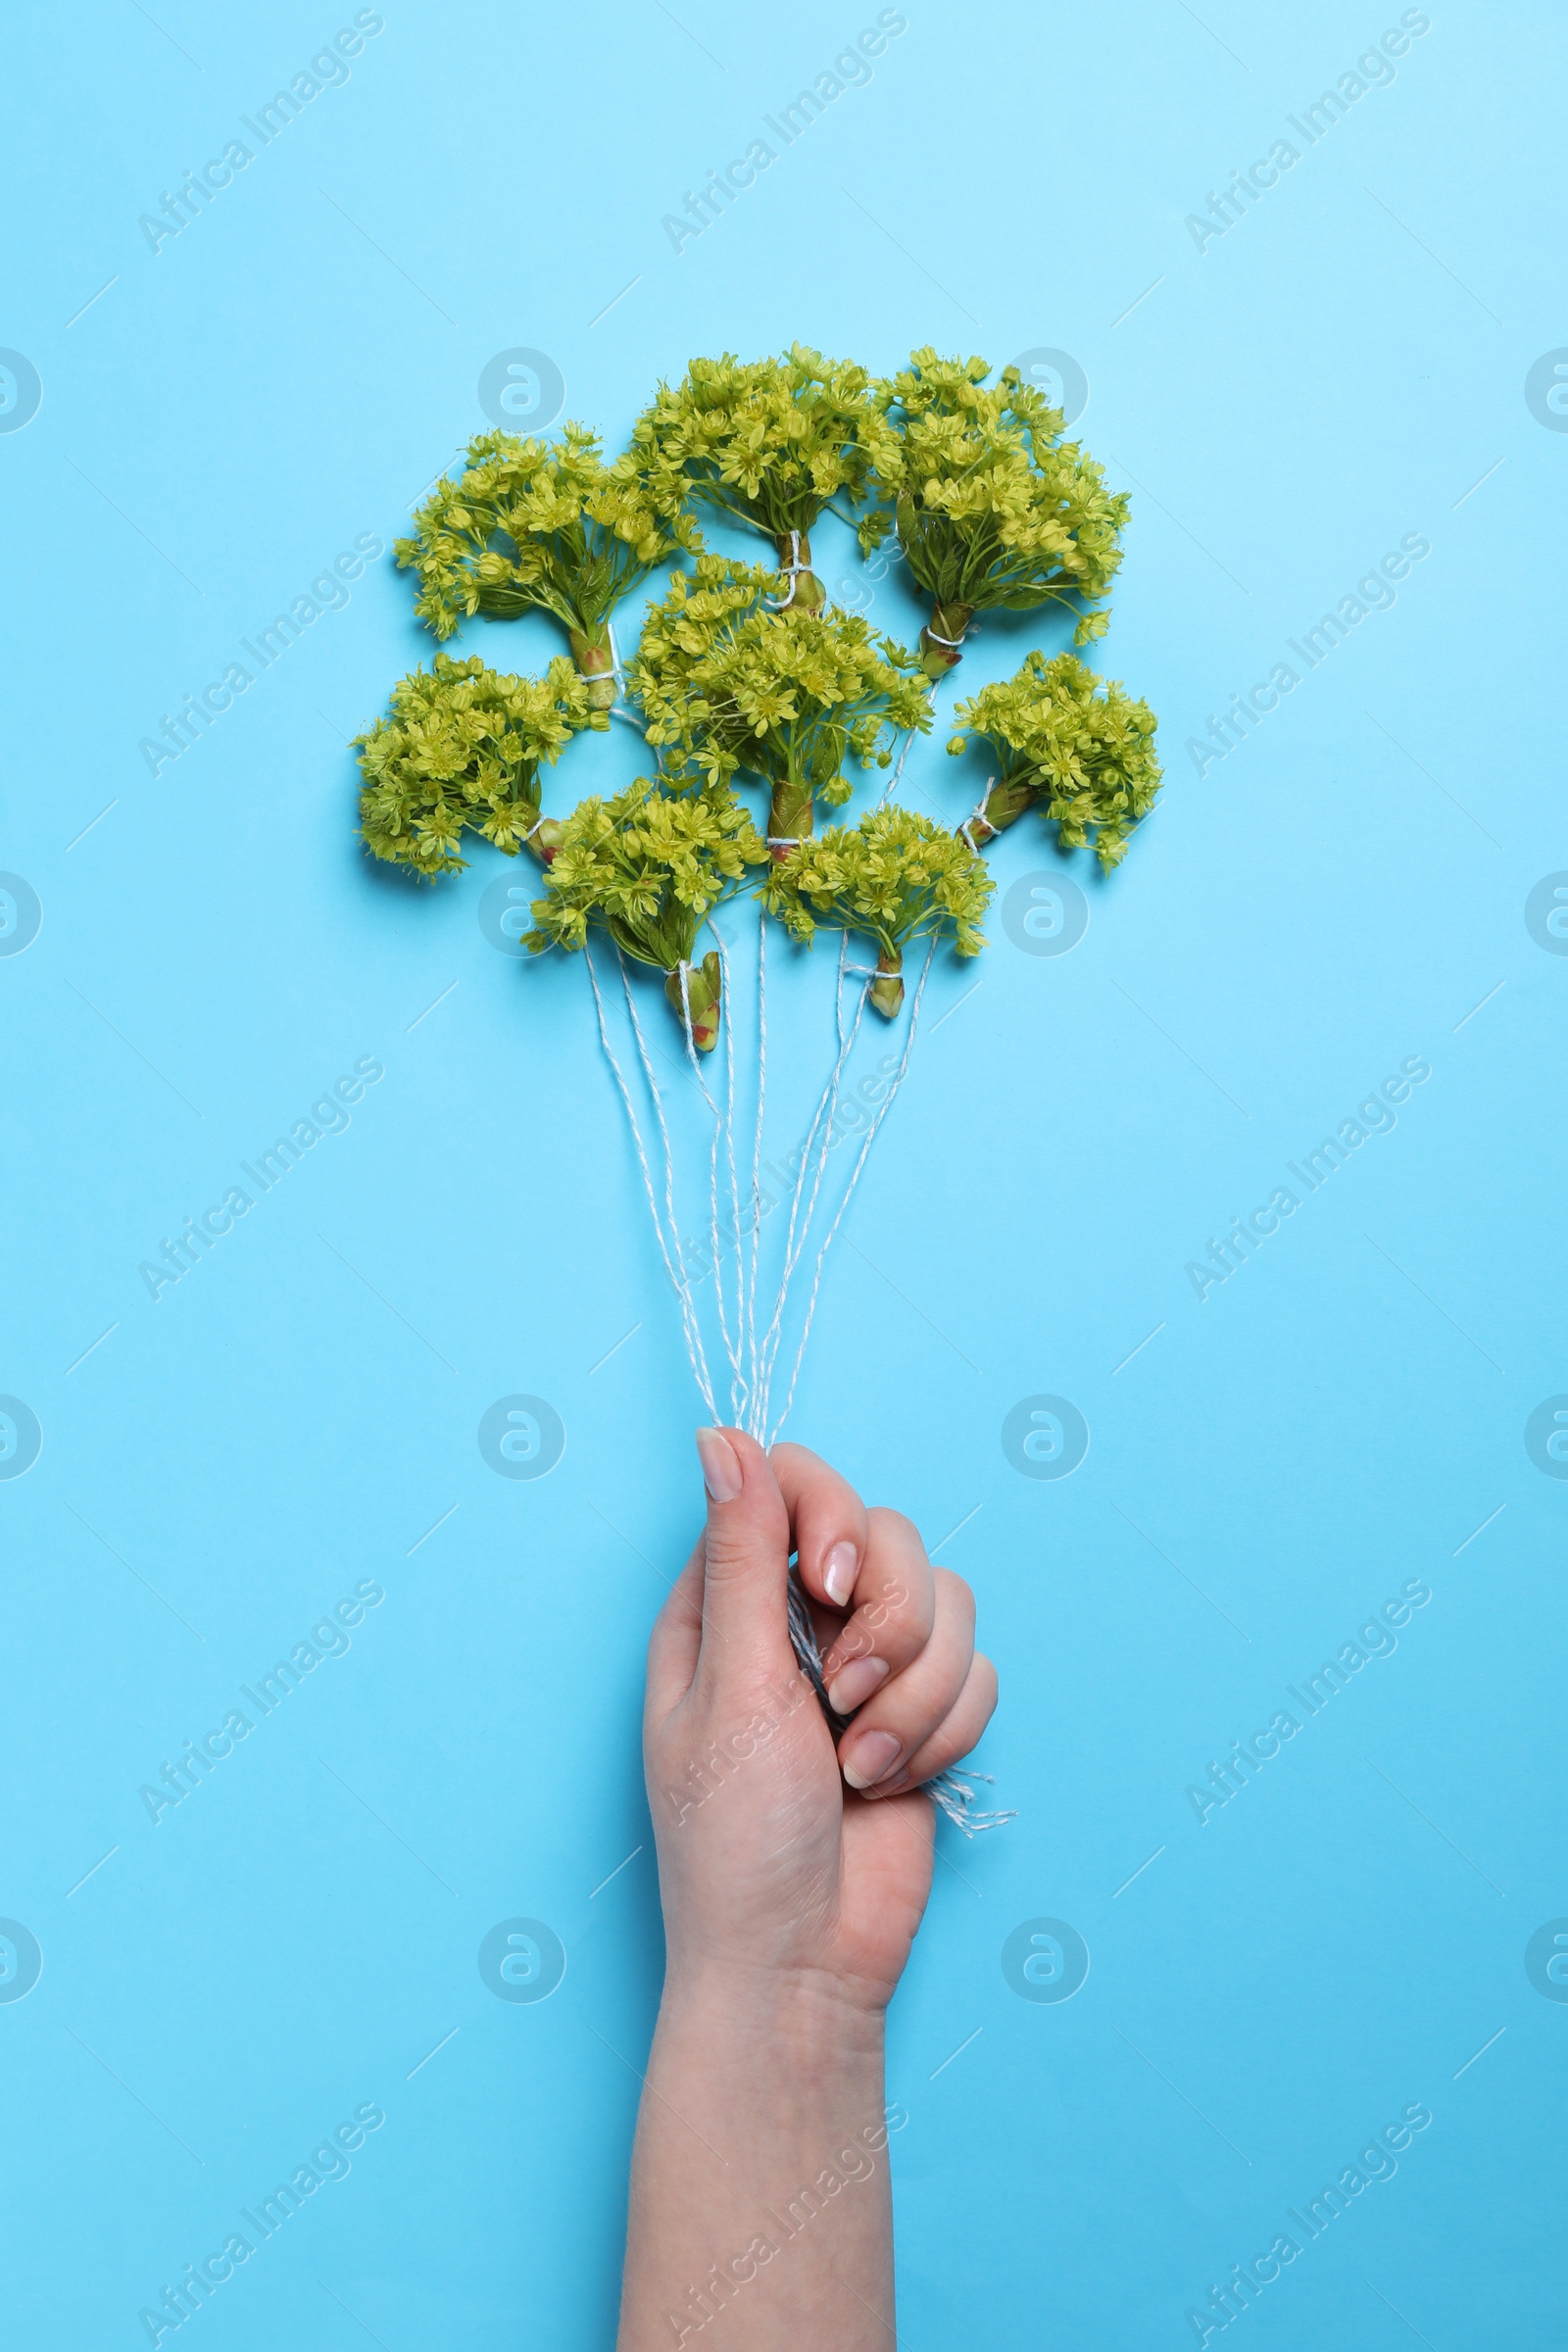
[[863, 348, 1129, 673], [527, 779, 766, 1049], [356, 653, 603, 878], [630, 557, 931, 850], [395, 424, 698, 702], [949, 651, 1161, 870], [629, 345, 880, 616], [763, 805, 992, 1015]]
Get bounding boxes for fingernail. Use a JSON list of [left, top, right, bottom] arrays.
[[827, 1655, 889, 1715], [841, 1730, 902, 1790], [823, 1540, 858, 1607], [695, 1427, 743, 1502]]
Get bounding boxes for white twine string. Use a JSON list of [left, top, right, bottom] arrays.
[[766, 937, 937, 1446], [745, 904, 767, 1431], [576, 616, 663, 761], [877, 705, 929, 808], [757, 942, 874, 1423], [710, 924, 752, 1426], [766, 527, 808, 612], [576, 614, 625, 693], [675, 956, 746, 1416], [625, 961, 715, 1411], [958, 774, 997, 853], [760, 933, 858, 1359], [924, 1769, 1016, 1836], [583, 942, 716, 1420], [753, 935, 868, 1421], [833, 924, 854, 1058], [757, 963, 866, 1426], [616, 949, 719, 1415], [676, 943, 753, 1424]]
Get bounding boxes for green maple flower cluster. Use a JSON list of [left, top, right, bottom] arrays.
[[629, 556, 932, 849], [629, 344, 880, 618], [526, 779, 766, 1047], [395, 424, 697, 701], [948, 651, 1162, 872], [763, 806, 993, 1016], [355, 653, 605, 878], [357, 340, 1161, 1050], [862, 348, 1129, 674]]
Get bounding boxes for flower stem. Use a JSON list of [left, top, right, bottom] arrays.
[[526, 814, 565, 864], [567, 622, 618, 710], [919, 598, 974, 679], [663, 948, 722, 1052], [868, 942, 904, 1018], [773, 526, 826, 619], [768, 773, 815, 860], [964, 773, 1038, 846]]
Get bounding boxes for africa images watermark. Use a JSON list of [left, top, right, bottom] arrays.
[[137, 2099, 386, 2345], [138, 1055, 384, 1300], [137, 13, 386, 254], [1185, 2101, 1432, 2344], [1184, 10, 1433, 256], [679, 1051, 902, 1292], [662, 10, 908, 254], [665, 1667, 816, 1827], [662, 2102, 909, 2346], [137, 1578, 385, 1825], [1184, 1054, 1432, 1302], [1183, 1576, 1432, 1826], [1184, 531, 1431, 779], [137, 535, 383, 779]]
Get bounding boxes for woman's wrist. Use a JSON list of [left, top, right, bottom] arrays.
[[655, 1958, 890, 2057], [646, 1965, 889, 2179], [620, 1972, 897, 2350]]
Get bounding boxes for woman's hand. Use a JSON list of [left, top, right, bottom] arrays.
[[644, 1428, 999, 2011], [617, 1431, 999, 2349]]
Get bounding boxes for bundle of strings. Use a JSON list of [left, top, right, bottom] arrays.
[[582, 877, 1012, 1838]]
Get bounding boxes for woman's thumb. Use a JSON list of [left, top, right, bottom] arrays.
[[693, 1427, 793, 1675]]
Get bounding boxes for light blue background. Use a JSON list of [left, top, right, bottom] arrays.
[[3, 1, 1564, 2344]]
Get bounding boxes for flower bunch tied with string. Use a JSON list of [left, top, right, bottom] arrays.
[[862, 347, 1129, 676], [764, 806, 993, 1017], [526, 778, 766, 1051], [396, 422, 697, 703], [629, 344, 880, 620], [356, 652, 605, 877], [630, 556, 932, 855], [948, 650, 1163, 870]]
